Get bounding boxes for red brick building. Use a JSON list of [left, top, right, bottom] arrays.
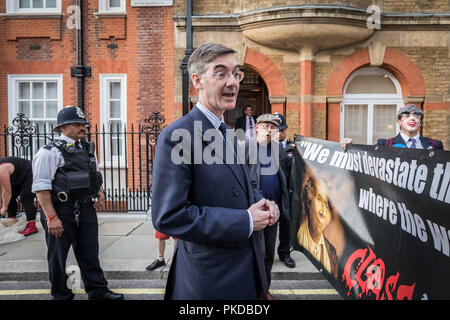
[[1, 0, 175, 131], [0, 0, 175, 211]]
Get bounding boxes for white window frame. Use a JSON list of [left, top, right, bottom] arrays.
[[98, 0, 126, 13], [6, 0, 62, 14], [340, 68, 404, 145], [8, 74, 63, 157], [99, 74, 127, 166]]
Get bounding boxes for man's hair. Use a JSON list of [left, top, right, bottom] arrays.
[[397, 104, 424, 121], [188, 43, 237, 80]]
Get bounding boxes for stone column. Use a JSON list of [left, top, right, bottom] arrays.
[[300, 50, 315, 137]]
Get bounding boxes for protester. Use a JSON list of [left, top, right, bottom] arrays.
[[151, 43, 279, 300], [246, 113, 292, 298], [341, 105, 444, 150], [235, 105, 257, 139], [0, 157, 38, 236], [145, 231, 177, 271], [32, 106, 123, 300]]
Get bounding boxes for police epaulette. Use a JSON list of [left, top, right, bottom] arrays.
[[43, 139, 66, 150]]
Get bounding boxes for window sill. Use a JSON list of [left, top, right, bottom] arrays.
[[1, 12, 63, 19], [94, 11, 127, 18]]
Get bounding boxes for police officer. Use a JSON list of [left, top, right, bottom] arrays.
[[32, 106, 123, 300]]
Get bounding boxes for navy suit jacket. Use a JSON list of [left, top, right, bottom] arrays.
[[151, 106, 268, 300], [377, 133, 444, 150]]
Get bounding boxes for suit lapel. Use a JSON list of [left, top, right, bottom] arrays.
[[394, 133, 407, 146], [420, 136, 431, 149]]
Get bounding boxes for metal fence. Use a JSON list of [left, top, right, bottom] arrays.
[[1, 112, 165, 213]]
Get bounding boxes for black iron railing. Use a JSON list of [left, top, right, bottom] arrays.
[[1, 112, 165, 213]]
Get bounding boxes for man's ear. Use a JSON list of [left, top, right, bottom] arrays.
[[191, 73, 202, 91], [59, 124, 67, 134]]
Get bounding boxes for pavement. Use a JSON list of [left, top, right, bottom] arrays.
[[0, 213, 324, 282]]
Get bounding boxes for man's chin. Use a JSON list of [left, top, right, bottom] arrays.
[[221, 98, 237, 109]]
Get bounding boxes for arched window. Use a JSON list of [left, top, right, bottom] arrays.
[[340, 68, 404, 144]]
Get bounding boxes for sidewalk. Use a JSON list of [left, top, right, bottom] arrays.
[[0, 213, 323, 282]]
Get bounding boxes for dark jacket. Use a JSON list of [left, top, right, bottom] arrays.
[[235, 115, 257, 131], [377, 133, 444, 150], [244, 140, 291, 222], [151, 106, 268, 300]]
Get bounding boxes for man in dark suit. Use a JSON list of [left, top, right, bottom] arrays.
[[341, 105, 444, 150], [235, 105, 257, 139], [246, 114, 292, 298], [151, 43, 280, 300]]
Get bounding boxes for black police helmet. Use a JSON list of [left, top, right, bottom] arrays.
[[54, 106, 90, 133], [273, 112, 288, 130]]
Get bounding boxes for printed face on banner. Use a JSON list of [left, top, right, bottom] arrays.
[[297, 171, 343, 279], [305, 177, 332, 237]]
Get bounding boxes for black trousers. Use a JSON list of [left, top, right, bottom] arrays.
[[277, 213, 291, 259], [263, 221, 278, 287], [40, 201, 108, 300], [8, 175, 37, 221], [263, 214, 292, 287]]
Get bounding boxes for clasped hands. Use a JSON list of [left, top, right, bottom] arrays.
[[248, 198, 280, 231]]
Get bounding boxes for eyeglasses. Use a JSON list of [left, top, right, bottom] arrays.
[[202, 70, 244, 82], [400, 112, 422, 120]]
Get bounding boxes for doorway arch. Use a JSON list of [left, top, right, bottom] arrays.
[[226, 66, 269, 127]]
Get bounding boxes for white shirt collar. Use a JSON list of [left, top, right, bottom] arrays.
[[59, 133, 82, 147], [196, 102, 225, 129], [400, 132, 420, 144]]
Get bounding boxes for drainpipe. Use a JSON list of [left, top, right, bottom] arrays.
[[70, 0, 91, 112], [181, 0, 193, 116]]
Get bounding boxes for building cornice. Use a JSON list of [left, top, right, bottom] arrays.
[[174, 5, 450, 31]]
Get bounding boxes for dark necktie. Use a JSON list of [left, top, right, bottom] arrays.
[[219, 123, 227, 141], [75, 141, 80, 149], [248, 117, 253, 129], [409, 138, 416, 149]]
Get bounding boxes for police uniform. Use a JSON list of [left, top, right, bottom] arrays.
[[32, 106, 122, 300]]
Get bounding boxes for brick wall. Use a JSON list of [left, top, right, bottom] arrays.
[[1, 0, 174, 128]]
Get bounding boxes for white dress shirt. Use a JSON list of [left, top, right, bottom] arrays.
[[400, 132, 423, 149]]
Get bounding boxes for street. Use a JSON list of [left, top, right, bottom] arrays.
[[0, 279, 341, 300]]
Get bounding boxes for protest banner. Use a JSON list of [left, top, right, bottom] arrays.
[[289, 136, 450, 300]]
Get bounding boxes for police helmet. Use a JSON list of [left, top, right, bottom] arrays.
[[273, 112, 288, 130], [54, 106, 90, 133]]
